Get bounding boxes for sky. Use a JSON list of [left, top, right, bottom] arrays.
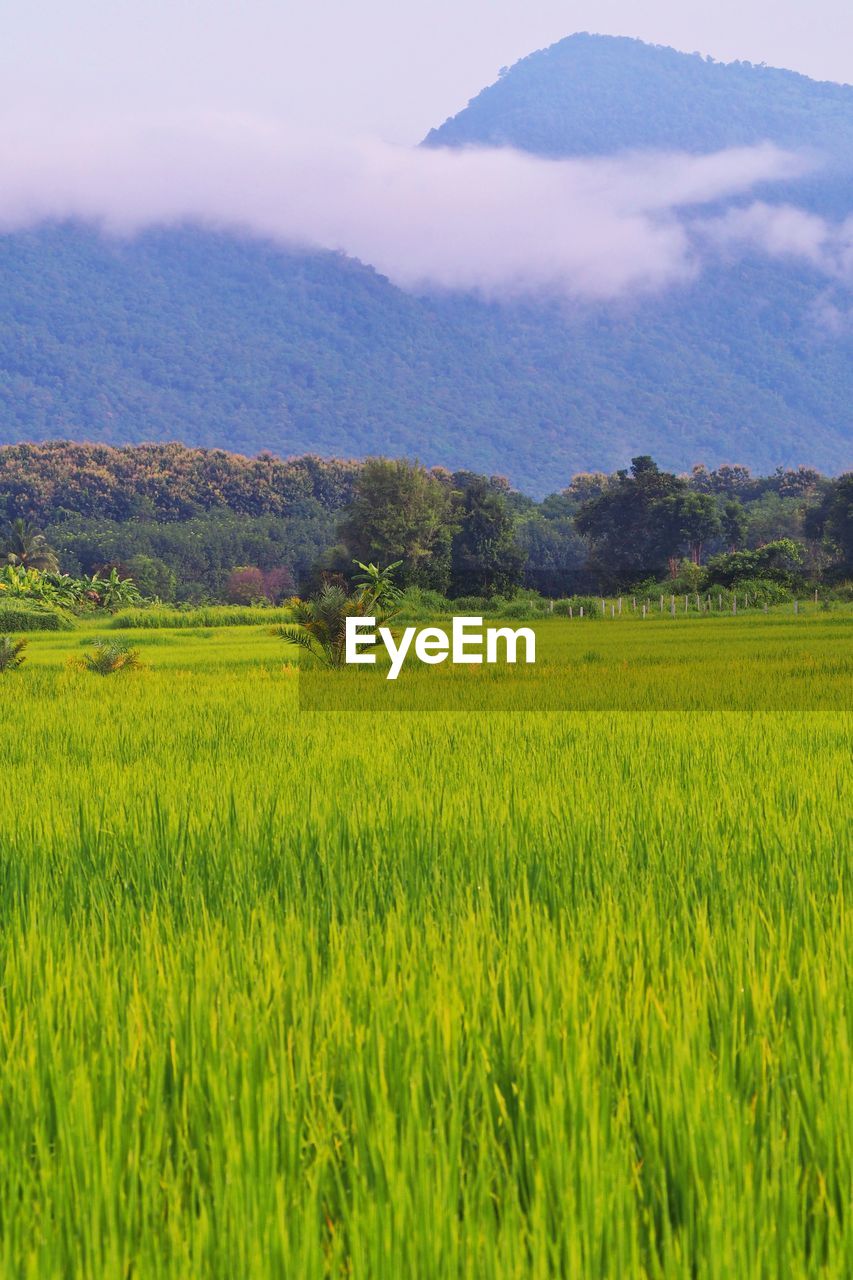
[[1, 0, 852, 144]]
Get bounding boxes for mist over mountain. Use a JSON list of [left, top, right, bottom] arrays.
[[0, 34, 851, 493]]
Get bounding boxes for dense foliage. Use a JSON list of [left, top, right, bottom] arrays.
[[0, 604, 72, 631], [0, 441, 358, 521], [0, 562, 143, 611], [1, 443, 849, 601]]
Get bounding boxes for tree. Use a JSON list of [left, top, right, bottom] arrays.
[[805, 473, 853, 573], [2, 519, 59, 572], [744, 494, 802, 547], [279, 561, 401, 668], [707, 464, 754, 496], [449, 475, 524, 597], [261, 567, 295, 603], [516, 514, 588, 596], [773, 466, 823, 498], [566, 472, 612, 503], [339, 459, 458, 592], [226, 566, 267, 605], [573, 456, 684, 583], [125, 554, 178, 602], [654, 491, 721, 565], [721, 500, 749, 552]]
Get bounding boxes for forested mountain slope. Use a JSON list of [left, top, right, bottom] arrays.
[[1, 36, 851, 493]]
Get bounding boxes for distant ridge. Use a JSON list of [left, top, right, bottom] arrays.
[[0, 34, 851, 493]]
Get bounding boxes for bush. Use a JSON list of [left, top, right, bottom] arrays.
[[704, 539, 805, 588], [553, 596, 601, 618], [0, 605, 73, 631], [394, 587, 453, 622], [449, 595, 495, 614], [495, 598, 548, 620], [721, 578, 792, 605]]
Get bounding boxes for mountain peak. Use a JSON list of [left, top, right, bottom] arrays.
[[424, 32, 853, 159]]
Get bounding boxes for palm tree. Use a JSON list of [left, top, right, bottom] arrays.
[[279, 561, 402, 668], [279, 583, 354, 668], [81, 640, 141, 675], [0, 636, 27, 673], [3, 519, 59, 573]]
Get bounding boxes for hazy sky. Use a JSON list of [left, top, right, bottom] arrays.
[[2, 0, 852, 143]]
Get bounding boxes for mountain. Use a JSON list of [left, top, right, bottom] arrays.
[[427, 34, 853, 158], [1, 35, 852, 494], [427, 33, 853, 213]]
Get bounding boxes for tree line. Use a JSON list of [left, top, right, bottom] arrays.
[[1, 444, 850, 601]]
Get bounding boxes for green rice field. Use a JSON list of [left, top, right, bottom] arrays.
[[0, 611, 850, 1277]]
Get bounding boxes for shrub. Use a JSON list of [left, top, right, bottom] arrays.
[[394, 587, 453, 621], [0, 636, 27, 672], [497, 598, 549, 620], [0, 605, 73, 631], [722, 578, 792, 605], [554, 596, 602, 618], [449, 595, 494, 614], [704, 539, 805, 588]]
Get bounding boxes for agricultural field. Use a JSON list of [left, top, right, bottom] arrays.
[[0, 610, 850, 1277]]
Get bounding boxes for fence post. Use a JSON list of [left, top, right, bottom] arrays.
[[642, 603, 647, 618], [732, 595, 737, 614], [569, 605, 573, 619], [794, 599, 799, 615], [579, 606, 584, 618], [618, 597, 622, 615], [660, 595, 664, 612]]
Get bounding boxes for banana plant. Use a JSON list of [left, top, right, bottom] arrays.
[[98, 568, 144, 610]]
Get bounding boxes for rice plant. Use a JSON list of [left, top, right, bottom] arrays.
[[0, 611, 848, 1277]]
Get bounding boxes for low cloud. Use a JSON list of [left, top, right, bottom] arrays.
[[700, 201, 853, 282], [0, 113, 833, 300]]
